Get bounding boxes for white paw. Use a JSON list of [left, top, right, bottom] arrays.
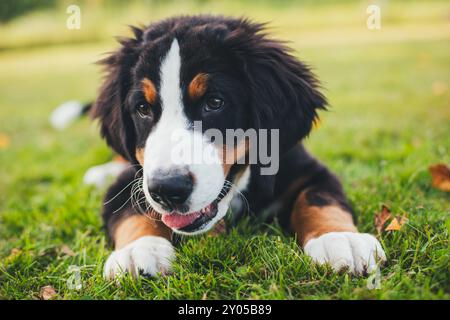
[[103, 236, 175, 280], [304, 232, 386, 275]]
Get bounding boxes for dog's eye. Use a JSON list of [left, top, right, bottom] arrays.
[[204, 97, 224, 111], [136, 103, 151, 118]]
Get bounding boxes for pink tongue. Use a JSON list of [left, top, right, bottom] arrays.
[[162, 211, 202, 229]]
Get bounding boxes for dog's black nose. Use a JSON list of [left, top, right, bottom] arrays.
[[147, 170, 194, 209]]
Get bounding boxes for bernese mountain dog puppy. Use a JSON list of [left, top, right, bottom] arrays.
[[91, 15, 386, 280]]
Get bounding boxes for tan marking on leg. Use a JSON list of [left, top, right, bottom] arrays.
[[114, 214, 172, 250], [141, 78, 157, 105], [291, 192, 357, 246], [135, 148, 145, 166], [188, 73, 208, 101]]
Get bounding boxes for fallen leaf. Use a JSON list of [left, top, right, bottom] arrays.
[[5, 248, 22, 263], [208, 219, 226, 237], [10, 248, 21, 256], [60, 245, 75, 257], [429, 163, 450, 192], [385, 218, 400, 231], [385, 214, 408, 231], [0, 133, 10, 150], [432, 81, 447, 96], [374, 205, 392, 234], [40, 285, 57, 300]]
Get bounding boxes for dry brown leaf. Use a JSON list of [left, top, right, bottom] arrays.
[[385, 214, 408, 231], [208, 219, 226, 237], [432, 81, 447, 96], [385, 218, 401, 231], [5, 248, 22, 263], [429, 164, 450, 192], [374, 205, 392, 234], [10, 248, 21, 256], [60, 245, 75, 257], [0, 133, 10, 150], [40, 285, 57, 300]]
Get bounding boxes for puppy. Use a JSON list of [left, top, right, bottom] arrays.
[[91, 15, 386, 279]]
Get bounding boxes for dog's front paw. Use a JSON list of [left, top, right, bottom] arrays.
[[103, 236, 175, 280], [304, 232, 386, 275]]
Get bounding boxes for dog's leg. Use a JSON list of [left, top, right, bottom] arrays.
[[102, 168, 173, 280], [287, 158, 386, 274], [103, 213, 174, 280]]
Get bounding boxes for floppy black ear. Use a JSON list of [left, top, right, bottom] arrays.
[[226, 21, 327, 153], [91, 27, 143, 161]]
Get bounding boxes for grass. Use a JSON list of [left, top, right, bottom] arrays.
[[0, 0, 449, 299]]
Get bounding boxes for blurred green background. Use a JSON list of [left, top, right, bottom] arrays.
[[0, 0, 449, 299]]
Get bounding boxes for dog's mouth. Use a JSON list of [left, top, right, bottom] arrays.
[[160, 183, 231, 233]]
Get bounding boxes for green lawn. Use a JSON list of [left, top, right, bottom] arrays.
[[0, 0, 449, 299]]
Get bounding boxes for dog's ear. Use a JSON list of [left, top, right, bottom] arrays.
[[91, 28, 143, 161], [226, 21, 327, 153]]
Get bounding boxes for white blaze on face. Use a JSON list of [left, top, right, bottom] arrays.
[[142, 39, 224, 215]]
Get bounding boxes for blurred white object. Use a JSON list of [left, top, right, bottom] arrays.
[[83, 161, 129, 188], [50, 101, 84, 130]]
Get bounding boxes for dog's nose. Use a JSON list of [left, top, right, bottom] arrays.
[[147, 170, 194, 209]]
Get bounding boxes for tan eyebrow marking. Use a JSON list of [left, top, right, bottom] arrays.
[[141, 78, 157, 104], [188, 73, 209, 100]]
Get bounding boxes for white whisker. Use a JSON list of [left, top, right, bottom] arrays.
[[103, 168, 143, 205], [225, 179, 250, 214]]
